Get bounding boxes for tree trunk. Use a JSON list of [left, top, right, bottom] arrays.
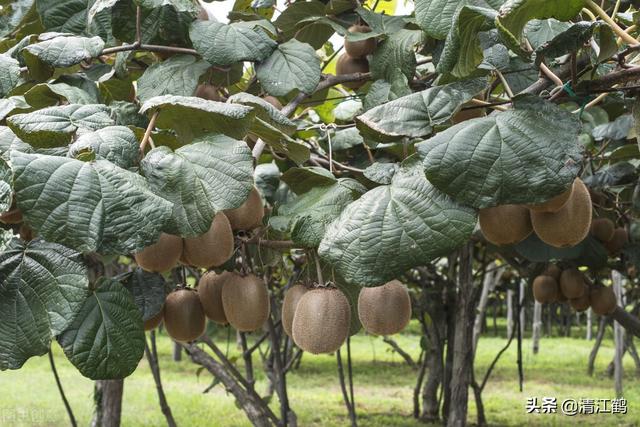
[[532, 301, 542, 354], [506, 289, 514, 338], [586, 308, 593, 341], [588, 318, 606, 375], [92, 380, 124, 427], [519, 281, 525, 337], [473, 263, 501, 352], [442, 255, 457, 421], [447, 243, 477, 427], [612, 270, 624, 397]]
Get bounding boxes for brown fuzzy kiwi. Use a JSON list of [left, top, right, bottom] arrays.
[[19, 224, 34, 241], [560, 268, 586, 299], [591, 218, 615, 242], [224, 187, 264, 231], [292, 288, 351, 354], [282, 284, 308, 338], [263, 96, 283, 110], [336, 54, 369, 90], [221, 273, 270, 332], [603, 228, 628, 255], [531, 178, 592, 248], [0, 207, 22, 224], [542, 264, 562, 282], [452, 104, 485, 124], [144, 308, 164, 331], [344, 25, 377, 58], [357, 280, 411, 336], [198, 271, 231, 324], [569, 289, 590, 312], [528, 185, 573, 213], [194, 84, 221, 101], [590, 286, 617, 315], [163, 289, 206, 342], [134, 233, 183, 272], [478, 205, 533, 246], [182, 212, 234, 268], [532, 276, 559, 304]]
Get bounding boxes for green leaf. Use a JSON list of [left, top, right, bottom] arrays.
[[274, 0, 325, 39], [256, 39, 321, 96], [0, 96, 30, 121], [139, 95, 255, 142], [0, 55, 21, 97], [121, 268, 167, 322], [280, 166, 337, 194], [356, 78, 488, 143], [525, 19, 571, 49], [137, 0, 199, 13], [24, 82, 100, 108], [190, 20, 276, 66], [140, 135, 254, 237], [415, 0, 463, 39], [137, 55, 210, 104], [417, 95, 583, 208], [227, 92, 296, 135], [36, 0, 90, 33], [0, 158, 12, 211], [58, 277, 144, 380], [535, 21, 614, 65], [496, 0, 586, 57], [0, 238, 88, 370], [363, 162, 399, 185], [23, 35, 104, 68], [319, 156, 477, 286], [371, 29, 424, 89], [436, 5, 497, 78], [331, 127, 364, 151], [10, 151, 173, 254], [0, 0, 34, 38], [273, 178, 366, 247], [68, 126, 139, 168], [7, 104, 115, 148]]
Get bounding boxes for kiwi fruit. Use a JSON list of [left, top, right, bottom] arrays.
[[542, 264, 561, 282], [194, 84, 221, 101], [282, 284, 308, 338], [134, 233, 183, 272], [336, 54, 369, 90], [531, 178, 592, 248], [182, 212, 234, 268], [357, 280, 411, 336], [19, 224, 33, 241], [0, 207, 22, 224], [344, 25, 377, 58], [452, 104, 485, 124], [591, 218, 615, 242], [164, 289, 206, 342], [559, 268, 586, 299], [144, 308, 164, 331], [569, 289, 590, 312], [528, 185, 573, 213], [224, 187, 264, 231], [478, 204, 533, 246], [292, 288, 351, 354], [198, 271, 231, 324], [221, 273, 270, 332], [590, 286, 617, 315], [603, 228, 628, 255], [532, 275, 559, 304], [263, 96, 283, 110]]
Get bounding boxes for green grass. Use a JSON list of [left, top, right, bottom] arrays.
[[1, 322, 638, 426]]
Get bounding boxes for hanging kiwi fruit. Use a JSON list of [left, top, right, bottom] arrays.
[[559, 268, 586, 299], [182, 212, 234, 268], [198, 271, 231, 324], [590, 286, 617, 315], [590, 218, 615, 243], [357, 280, 411, 336], [528, 184, 573, 213], [603, 228, 628, 255], [478, 204, 533, 246], [344, 25, 377, 58], [569, 287, 590, 312], [194, 84, 221, 102], [282, 284, 308, 338], [144, 308, 164, 331], [163, 288, 206, 342], [532, 275, 559, 304], [530, 178, 592, 248], [292, 287, 351, 354], [263, 95, 283, 110], [221, 273, 270, 332], [336, 53, 369, 90], [134, 233, 183, 273], [224, 186, 264, 231]]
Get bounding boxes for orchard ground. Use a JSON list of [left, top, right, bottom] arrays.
[[1, 320, 638, 427]]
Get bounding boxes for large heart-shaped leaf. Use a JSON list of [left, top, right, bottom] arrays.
[[417, 96, 582, 208], [24, 82, 101, 107], [139, 95, 255, 142], [7, 104, 115, 148], [111, 0, 192, 46], [68, 126, 139, 169], [140, 134, 254, 236], [58, 277, 144, 380], [227, 92, 296, 135], [0, 55, 21, 97], [319, 156, 477, 286], [121, 268, 167, 322], [414, 0, 463, 39], [0, 96, 30, 121], [280, 167, 337, 194], [11, 151, 173, 254], [23, 35, 104, 68], [137, 55, 210, 103], [190, 20, 277, 66], [356, 78, 487, 142], [256, 39, 321, 96], [371, 29, 424, 90], [272, 178, 366, 247], [0, 238, 88, 370], [36, 0, 90, 33]]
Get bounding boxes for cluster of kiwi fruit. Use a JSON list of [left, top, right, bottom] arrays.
[[532, 265, 617, 315], [590, 217, 628, 255], [480, 178, 593, 248], [144, 271, 271, 341], [282, 279, 411, 354], [336, 24, 377, 90], [134, 187, 264, 272]]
